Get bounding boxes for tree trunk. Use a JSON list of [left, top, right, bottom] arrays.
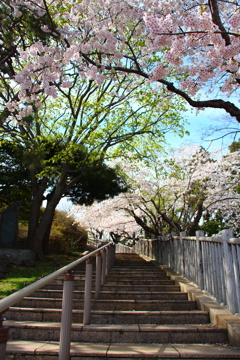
[[188, 201, 204, 236], [42, 191, 56, 254], [27, 177, 48, 249], [41, 212, 55, 255], [30, 181, 67, 258]]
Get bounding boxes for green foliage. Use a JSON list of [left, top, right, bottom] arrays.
[[0, 137, 127, 225], [66, 163, 128, 205], [229, 140, 240, 153], [0, 140, 32, 222], [200, 211, 227, 236], [200, 220, 224, 236], [0, 253, 80, 297], [48, 210, 88, 254]]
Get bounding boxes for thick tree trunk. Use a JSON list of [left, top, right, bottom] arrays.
[[160, 212, 182, 234], [30, 178, 68, 258], [27, 177, 48, 249], [41, 212, 55, 255], [188, 202, 204, 236], [42, 191, 56, 254]]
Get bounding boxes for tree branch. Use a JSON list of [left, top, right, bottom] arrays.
[[208, 0, 231, 45], [81, 53, 240, 123]]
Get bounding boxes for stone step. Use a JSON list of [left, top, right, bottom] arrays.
[[40, 283, 181, 292], [45, 278, 174, 286], [99, 291, 188, 300], [108, 276, 172, 283], [12, 297, 197, 311], [108, 270, 166, 275], [66, 272, 168, 279], [6, 340, 240, 359], [6, 252, 240, 360], [92, 299, 197, 311], [6, 321, 228, 344], [101, 284, 180, 292], [6, 307, 210, 324], [100, 279, 175, 285], [28, 289, 188, 300]]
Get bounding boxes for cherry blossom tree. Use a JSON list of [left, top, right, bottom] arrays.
[[1, 1, 187, 258], [70, 198, 142, 243], [2, 0, 240, 255], [2, 0, 240, 125], [72, 145, 240, 238]]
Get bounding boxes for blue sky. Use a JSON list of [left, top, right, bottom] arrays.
[[165, 106, 240, 152]]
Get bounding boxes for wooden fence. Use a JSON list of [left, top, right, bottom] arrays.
[[114, 229, 240, 315]]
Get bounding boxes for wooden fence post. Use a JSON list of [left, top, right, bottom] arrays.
[[196, 230, 204, 290], [232, 243, 240, 314], [222, 229, 238, 314], [180, 232, 186, 276]]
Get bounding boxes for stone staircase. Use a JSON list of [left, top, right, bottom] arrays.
[[5, 253, 240, 359]]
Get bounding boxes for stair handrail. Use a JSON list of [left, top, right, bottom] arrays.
[[0, 242, 116, 360], [0, 243, 110, 315]]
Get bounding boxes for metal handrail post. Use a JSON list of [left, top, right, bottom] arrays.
[[110, 243, 115, 268], [113, 243, 116, 265], [101, 249, 106, 285], [95, 253, 102, 300], [83, 258, 93, 325], [0, 313, 9, 360], [58, 271, 74, 360], [106, 246, 110, 277]]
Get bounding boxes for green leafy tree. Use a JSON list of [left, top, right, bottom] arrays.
[[1, 72, 186, 259], [0, 141, 31, 221], [0, 2, 187, 258], [48, 210, 88, 255], [0, 139, 128, 253]]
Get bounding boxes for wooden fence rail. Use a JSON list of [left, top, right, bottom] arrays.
[[112, 229, 240, 315]]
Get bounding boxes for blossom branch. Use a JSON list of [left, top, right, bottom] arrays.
[[208, 0, 231, 45]]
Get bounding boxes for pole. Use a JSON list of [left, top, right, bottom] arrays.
[[0, 312, 9, 360], [58, 271, 74, 360], [101, 249, 106, 285], [83, 258, 93, 325], [95, 253, 101, 300]]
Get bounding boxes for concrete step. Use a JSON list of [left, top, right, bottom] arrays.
[[92, 299, 197, 311], [40, 283, 181, 292], [5, 252, 240, 359], [107, 270, 167, 276], [12, 297, 197, 311], [28, 289, 188, 300], [6, 340, 240, 359], [99, 291, 188, 300], [45, 277, 173, 286], [101, 279, 175, 285], [6, 308, 210, 324], [101, 284, 180, 291], [6, 321, 228, 344]]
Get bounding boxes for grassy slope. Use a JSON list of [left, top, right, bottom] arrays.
[[0, 253, 80, 297]]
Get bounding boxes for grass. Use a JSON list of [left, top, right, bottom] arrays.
[[0, 253, 81, 297]]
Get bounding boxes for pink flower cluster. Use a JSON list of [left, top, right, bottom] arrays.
[[3, 0, 240, 122]]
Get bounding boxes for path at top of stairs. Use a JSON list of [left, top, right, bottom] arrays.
[[5, 252, 240, 359]]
